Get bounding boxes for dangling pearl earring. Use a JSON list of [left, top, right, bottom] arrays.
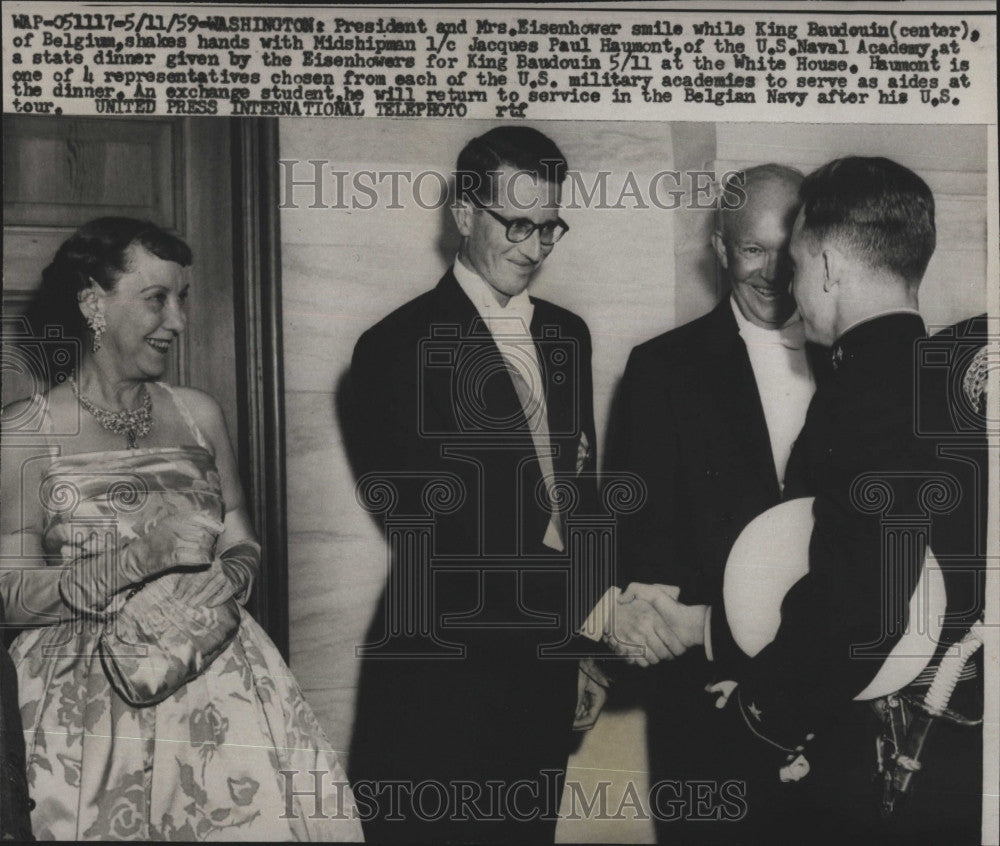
[[87, 313, 106, 353]]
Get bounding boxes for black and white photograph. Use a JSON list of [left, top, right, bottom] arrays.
[[1, 3, 997, 844]]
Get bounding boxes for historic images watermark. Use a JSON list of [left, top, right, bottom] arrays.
[[278, 769, 749, 823], [278, 161, 749, 211]]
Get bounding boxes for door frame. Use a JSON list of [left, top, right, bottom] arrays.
[[231, 119, 289, 659]]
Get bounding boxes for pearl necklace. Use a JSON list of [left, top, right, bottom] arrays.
[[68, 373, 153, 449]]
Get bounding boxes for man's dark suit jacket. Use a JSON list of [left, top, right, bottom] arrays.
[[607, 297, 822, 841], [611, 298, 793, 612], [348, 268, 597, 843]]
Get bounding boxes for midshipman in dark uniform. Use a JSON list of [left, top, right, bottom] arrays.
[[634, 157, 986, 841]]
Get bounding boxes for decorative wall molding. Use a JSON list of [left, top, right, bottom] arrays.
[[231, 118, 289, 658]]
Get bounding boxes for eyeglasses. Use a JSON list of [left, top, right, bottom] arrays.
[[469, 195, 569, 245]]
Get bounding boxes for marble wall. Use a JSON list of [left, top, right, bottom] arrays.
[[279, 120, 987, 843]]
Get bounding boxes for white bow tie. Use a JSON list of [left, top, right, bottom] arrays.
[[740, 317, 806, 351], [776, 321, 806, 351], [482, 300, 534, 336]]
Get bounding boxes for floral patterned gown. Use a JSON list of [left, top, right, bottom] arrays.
[[9, 389, 363, 841]]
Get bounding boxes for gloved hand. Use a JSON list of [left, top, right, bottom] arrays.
[[174, 540, 261, 608], [217, 541, 260, 605], [58, 512, 223, 614]]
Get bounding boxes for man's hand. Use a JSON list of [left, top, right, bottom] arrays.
[[607, 584, 709, 667], [573, 657, 610, 731], [705, 679, 738, 709], [604, 585, 686, 667], [624, 583, 708, 650]]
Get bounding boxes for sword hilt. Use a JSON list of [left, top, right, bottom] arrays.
[[891, 621, 984, 796]]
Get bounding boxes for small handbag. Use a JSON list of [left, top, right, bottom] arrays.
[[98, 571, 240, 707]]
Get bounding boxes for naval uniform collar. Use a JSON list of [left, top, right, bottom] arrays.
[[830, 311, 925, 373]]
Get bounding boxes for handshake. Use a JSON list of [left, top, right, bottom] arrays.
[[601, 583, 709, 668]]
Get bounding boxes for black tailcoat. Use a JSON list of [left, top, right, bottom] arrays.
[[347, 269, 597, 843]]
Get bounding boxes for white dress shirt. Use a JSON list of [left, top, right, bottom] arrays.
[[452, 258, 564, 552], [730, 296, 815, 491]]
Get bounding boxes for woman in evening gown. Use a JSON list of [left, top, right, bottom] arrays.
[[0, 218, 363, 841]]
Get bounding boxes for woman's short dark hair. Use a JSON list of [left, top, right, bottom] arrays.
[[799, 156, 935, 285], [22, 217, 192, 383], [455, 125, 568, 204]]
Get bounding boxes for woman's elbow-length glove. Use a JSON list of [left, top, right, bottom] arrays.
[[58, 513, 223, 614], [218, 541, 260, 606], [174, 540, 261, 608]]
